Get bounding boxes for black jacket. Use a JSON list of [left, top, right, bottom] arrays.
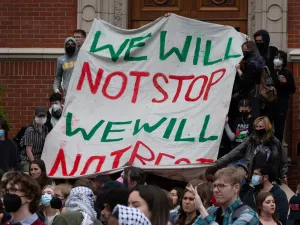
[[216, 135, 288, 179], [271, 69, 296, 98], [0, 139, 21, 172]]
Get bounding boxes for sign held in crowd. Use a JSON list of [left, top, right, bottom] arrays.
[[42, 14, 245, 178]]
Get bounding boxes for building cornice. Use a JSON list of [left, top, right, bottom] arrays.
[[0, 48, 64, 59], [289, 49, 300, 62]]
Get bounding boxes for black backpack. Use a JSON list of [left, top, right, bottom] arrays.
[[13, 125, 34, 151]]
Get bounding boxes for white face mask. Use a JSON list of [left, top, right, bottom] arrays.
[[273, 58, 283, 67], [52, 103, 62, 112], [35, 117, 47, 125]]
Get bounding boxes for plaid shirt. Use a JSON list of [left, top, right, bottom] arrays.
[[192, 199, 259, 225]]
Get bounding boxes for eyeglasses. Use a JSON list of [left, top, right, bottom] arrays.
[[212, 183, 230, 191]]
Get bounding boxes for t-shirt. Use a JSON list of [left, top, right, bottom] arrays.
[[231, 117, 254, 147]]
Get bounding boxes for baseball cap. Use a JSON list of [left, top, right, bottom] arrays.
[[288, 194, 300, 220], [35, 107, 47, 116]]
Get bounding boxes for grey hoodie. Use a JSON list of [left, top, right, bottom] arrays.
[[53, 37, 79, 96]]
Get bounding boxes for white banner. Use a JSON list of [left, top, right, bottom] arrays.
[[42, 14, 245, 179]]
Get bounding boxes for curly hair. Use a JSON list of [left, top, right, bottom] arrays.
[[0, 171, 41, 214]]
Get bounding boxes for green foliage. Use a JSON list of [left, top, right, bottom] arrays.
[[0, 86, 11, 130]]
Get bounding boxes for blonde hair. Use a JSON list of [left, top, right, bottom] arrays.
[[54, 183, 72, 198], [42, 185, 55, 192], [253, 116, 273, 141], [213, 167, 241, 186]]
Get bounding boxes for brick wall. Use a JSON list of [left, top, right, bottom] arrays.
[[0, 0, 77, 48], [0, 61, 56, 135], [288, 0, 300, 48], [288, 0, 300, 189]]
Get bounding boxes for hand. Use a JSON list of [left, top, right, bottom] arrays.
[[225, 116, 229, 123], [55, 89, 61, 94], [235, 64, 240, 71], [186, 184, 204, 211], [279, 75, 287, 84], [164, 12, 172, 17]]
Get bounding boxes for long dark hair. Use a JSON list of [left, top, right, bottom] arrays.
[[176, 189, 200, 225], [256, 192, 280, 223], [29, 159, 53, 188], [132, 185, 169, 225], [170, 186, 184, 208]]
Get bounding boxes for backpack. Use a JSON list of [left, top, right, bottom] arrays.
[[13, 124, 34, 151], [259, 66, 277, 102], [232, 203, 252, 221]]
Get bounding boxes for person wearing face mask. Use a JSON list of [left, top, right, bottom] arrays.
[[45, 93, 63, 132], [242, 165, 288, 225], [1, 171, 45, 225], [0, 118, 21, 172], [37, 186, 60, 225], [254, 30, 271, 65], [225, 99, 255, 148], [231, 41, 264, 121], [53, 37, 78, 97], [20, 107, 48, 172], [270, 50, 296, 143], [216, 116, 288, 182]]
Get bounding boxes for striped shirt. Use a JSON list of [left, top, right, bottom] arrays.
[[20, 122, 48, 161], [192, 199, 259, 225]]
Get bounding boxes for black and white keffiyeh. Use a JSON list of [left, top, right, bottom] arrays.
[[65, 186, 97, 224], [113, 204, 151, 225]]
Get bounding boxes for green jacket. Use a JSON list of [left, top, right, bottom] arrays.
[[52, 211, 102, 225]]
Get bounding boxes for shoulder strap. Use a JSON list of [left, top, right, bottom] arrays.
[[232, 203, 251, 220]]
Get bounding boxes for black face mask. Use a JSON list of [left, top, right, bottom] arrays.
[[239, 111, 249, 119], [50, 197, 62, 209], [52, 109, 62, 119], [243, 51, 251, 59], [3, 193, 23, 212], [255, 42, 265, 52], [256, 128, 266, 136], [65, 46, 76, 56]]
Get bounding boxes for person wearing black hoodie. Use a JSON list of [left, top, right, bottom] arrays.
[[242, 164, 288, 225], [254, 30, 271, 66], [271, 50, 296, 142]]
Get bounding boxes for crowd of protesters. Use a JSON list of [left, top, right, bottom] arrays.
[[0, 13, 298, 225]]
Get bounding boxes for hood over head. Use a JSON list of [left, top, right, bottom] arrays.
[[254, 30, 270, 58], [64, 37, 78, 57]]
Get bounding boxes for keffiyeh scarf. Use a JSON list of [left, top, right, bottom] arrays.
[[113, 204, 151, 225]]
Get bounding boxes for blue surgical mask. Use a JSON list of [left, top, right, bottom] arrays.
[[251, 175, 262, 186], [0, 129, 4, 137], [41, 194, 52, 207]]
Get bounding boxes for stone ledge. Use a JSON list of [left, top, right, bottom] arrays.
[[289, 49, 300, 62], [0, 48, 64, 59]]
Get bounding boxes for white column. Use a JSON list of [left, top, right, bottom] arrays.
[[248, 0, 287, 50], [77, 0, 128, 33]]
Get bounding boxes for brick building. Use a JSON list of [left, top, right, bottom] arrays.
[[0, 0, 300, 186]]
